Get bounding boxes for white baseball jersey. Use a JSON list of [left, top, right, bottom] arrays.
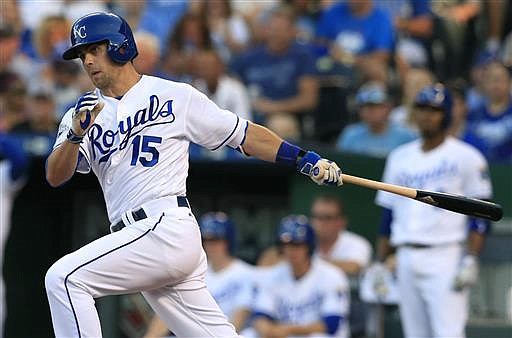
[[376, 137, 492, 246], [253, 260, 350, 337], [206, 259, 254, 320], [53, 75, 248, 222], [314, 230, 372, 268]]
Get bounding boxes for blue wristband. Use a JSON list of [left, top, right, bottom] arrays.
[[276, 141, 304, 167], [67, 129, 84, 144]]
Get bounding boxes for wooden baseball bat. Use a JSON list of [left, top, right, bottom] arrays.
[[341, 174, 503, 222]]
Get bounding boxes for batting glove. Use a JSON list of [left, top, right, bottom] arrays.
[[297, 151, 343, 186], [453, 255, 479, 291], [71, 91, 103, 136], [370, 262, 391, 297]]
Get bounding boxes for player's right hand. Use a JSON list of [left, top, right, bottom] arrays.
[[297, 151, 343, 186], [71, 91, 104, 135]]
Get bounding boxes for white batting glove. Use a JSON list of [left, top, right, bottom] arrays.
[[297, 151, 343, 186], [71, 91, 104, 136], [453, 255, 479, 291], [370, 262, 391, 297]]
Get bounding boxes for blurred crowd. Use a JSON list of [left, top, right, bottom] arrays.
[[1, 0, 512, 163]]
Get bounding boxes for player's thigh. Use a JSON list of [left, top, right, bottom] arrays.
[[47, 215, 198, 296], [422, 246, 467, 337], [396, 248, 431, 337], [143, 269, 238, 338]]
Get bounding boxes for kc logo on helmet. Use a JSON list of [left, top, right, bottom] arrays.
[[73, 25, 87, 39]]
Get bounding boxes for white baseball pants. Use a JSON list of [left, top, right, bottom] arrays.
[[396, 244, 468, 338], [45, 206, 238, 337]]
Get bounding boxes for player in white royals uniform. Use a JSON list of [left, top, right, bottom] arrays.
[[247, 215, 350, 338], [144, 212, 255, 337], [374, 84, 493, 338], [0, 134, 28, 338], [44, 12, 343, 337]]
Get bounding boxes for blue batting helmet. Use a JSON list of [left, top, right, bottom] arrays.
[[199, 212, 236, 255], [62, 12, 138, 64], [277, 215, 315, 255], [414, 83, 453, 128]]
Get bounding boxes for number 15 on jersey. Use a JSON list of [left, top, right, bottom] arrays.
[[130, 135, 162, 167]]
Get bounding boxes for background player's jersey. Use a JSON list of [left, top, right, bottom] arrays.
[[313, 230, 372, 268], [254, 260, 350, 337], [376, 137, 492, 246], [206, 259, 254, 320], [52, 76, 248, 222]]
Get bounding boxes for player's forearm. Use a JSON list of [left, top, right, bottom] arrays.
[[377, 236, 393, 261], [253, 317, 276, 337], [282, 321, 326, 336], [240, 122, 282, 162], [329, 259, 364, 276], [231, 308, 251, 331], [143, 316, 169, 338], [467, 231, 485, 257], [46, 142, 80, 187]]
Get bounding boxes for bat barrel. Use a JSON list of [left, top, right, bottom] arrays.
[[415, 190, 503, 222]]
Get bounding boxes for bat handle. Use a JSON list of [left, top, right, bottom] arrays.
[[341, 174, 418, 199]]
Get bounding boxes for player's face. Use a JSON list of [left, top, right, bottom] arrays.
[[78, 43, 117, 90], [311, 200, 345, 240], [415, 106, 444, 138], [282, 243, 309, 266], [202, 238, 229, 259]]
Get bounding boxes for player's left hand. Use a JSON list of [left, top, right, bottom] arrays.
[[297, 151, 343, 186], [71, 91, 104, 135], [453, 255, 479, 291]]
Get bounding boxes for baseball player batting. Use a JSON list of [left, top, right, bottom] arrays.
[[44, 12, 343, 337]]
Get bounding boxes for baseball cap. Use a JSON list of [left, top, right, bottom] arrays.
[[356, 82, 388, 105]]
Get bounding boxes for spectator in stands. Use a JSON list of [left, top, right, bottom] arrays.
[[463, 62, 512, 162], [247, 215, 350, 338], [230, 5, 318, 139], [144, 212, 254, 336], [336, 82, 416, 158], [33, 15, 70, 62], [311, 194, 372, 276], [162, 12, 213, 83], [315, 0, 395, 78], [10, 91, 58, 157], [430, 0, 481, 79], [377, 0, 433, 76], [390, 67, 435, 132], [447, 79, 470, 139], [0, 23, 39, 86], [206, 0, 251, 62], [466, 50, 498, 113], [136, 0, 189, 50], [194, 49, 251, 121], [0, 72, 28, 132], [285, 0, 321, 46], [133, 31, 162, 77]]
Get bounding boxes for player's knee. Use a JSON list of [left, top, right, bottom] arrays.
[[44, 261, 68, 294]]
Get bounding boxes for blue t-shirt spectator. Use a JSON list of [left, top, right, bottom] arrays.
[[137, 0, 188, 55], [336, 123, 417, 158], [463, 100, 512, 163], [316, 3, 395, 57], [229, 43, 316, 101], [376, 0, 431, 21]]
